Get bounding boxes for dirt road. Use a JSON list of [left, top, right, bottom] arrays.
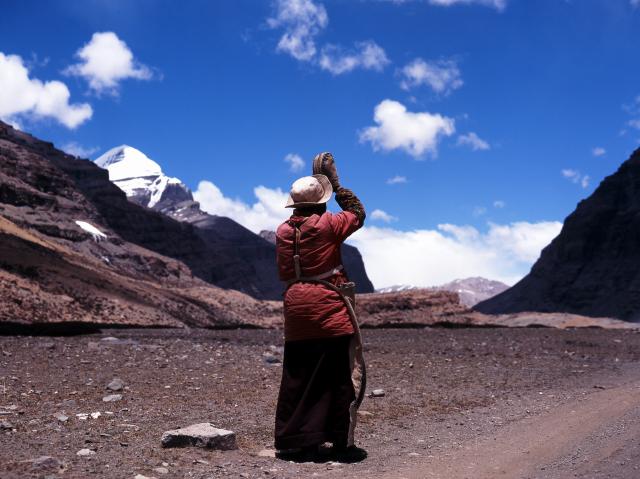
[[398, 366, 640, 479], [2, 327, 640, 478]]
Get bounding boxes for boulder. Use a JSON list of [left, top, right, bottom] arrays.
[[161, 423, 237, 450]]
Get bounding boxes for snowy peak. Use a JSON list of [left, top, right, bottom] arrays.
[[94, 145, 192, 211], [95, 145, 162, 181]]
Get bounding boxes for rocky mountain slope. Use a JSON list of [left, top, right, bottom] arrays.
[[476, 147, 640, 321], [94, 146, 375, 296], [0, 122, 282, 329], [258, 230, 374, 293]]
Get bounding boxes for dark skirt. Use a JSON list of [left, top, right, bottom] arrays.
[[274, 334, 356, 450]]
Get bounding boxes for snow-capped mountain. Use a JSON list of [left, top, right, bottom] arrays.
[[435, 277, 509, 307], [376, 277, 509, 307], [376, 284, 420, 294], [94, 145, 200, 221]]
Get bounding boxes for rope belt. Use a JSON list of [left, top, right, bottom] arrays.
[[287, 264, 344, 286]]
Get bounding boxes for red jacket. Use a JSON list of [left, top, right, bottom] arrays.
[[276, 210, 361, 341]]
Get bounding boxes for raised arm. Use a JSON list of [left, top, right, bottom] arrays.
[[313, 151, 366, 234]]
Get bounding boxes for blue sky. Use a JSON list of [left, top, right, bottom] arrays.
[[2, 0, 640, 287]]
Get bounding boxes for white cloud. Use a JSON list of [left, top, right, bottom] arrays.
[[386, 175, 407, 185], [61, 141, 100, 158], [267, 0, 389, 75], [457, 131, 490, 151], [284, 153, 305, 172], [581, 175, 590, 189], [65, 32, 152, 95], [561, 169, 589, 189], [428, 0, 507, 10], [632, 0, 640, 7], [319, 41, 390, 75], [267, 0, 328, 62], [193, 181, 291, 233], [399, 58, 463, 94], [493, 200, 505, 208], [360, 99, 455, 158], [371, 209, 398, 223], [0, 52, 92, 129], [348, 220, 561, 288], [592, 147, 606, 157]]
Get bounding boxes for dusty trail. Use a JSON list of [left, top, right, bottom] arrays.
[[398, 368, 640, 479]]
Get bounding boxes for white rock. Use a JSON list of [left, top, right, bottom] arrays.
[[161, 423, 237, 450], [102, 394, 122, 402], [370, 389, 386, 397], [107, 378, 124, 391], [76, 449, 95, 456]]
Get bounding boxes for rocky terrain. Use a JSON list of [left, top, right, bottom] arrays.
[[476, 147, 640, 321], [2, 327, 640, 479]]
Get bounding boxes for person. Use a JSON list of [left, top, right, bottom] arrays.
[[274, 152, 367, 462]]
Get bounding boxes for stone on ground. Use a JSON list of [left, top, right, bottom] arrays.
[[103, 394, 123, 402], [161, 423, 237, 450], [370, 389, 386, 397], [107, 378, 124, 391], [76, 448, 95, 456]]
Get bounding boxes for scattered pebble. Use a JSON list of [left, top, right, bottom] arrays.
[[76, 448, 96, 457], [53, 412, 69, 422], [370, 389, 386, 398], [107, 378, 125, 391], [153, 466, 169, 474], [0, 419, 14, 430], [257, 448, 276, 457], [103, 394, 123, 402]]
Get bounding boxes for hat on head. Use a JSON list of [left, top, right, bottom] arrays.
[[285, 174, 333, 208]]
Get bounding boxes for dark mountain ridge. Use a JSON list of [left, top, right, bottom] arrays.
[[475, 147, 640, 321]]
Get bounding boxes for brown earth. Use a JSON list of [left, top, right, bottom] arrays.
[[2, 327, 640, 478]]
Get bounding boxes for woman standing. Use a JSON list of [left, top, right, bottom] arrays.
[[274, 152, 367, 462]]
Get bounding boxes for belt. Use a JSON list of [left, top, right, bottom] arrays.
[[287, 264, 343, 286]]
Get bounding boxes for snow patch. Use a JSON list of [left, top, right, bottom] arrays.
[[75, 221, 107, 242]]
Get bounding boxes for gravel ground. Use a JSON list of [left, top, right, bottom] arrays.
[[1, 326, 640, 478]]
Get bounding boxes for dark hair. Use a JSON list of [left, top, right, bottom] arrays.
[[293, 203, 327, 217]]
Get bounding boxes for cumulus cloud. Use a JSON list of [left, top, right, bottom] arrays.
[[65, 32, 152, 95], [267, 0, 329, 61], [348, 220, 561, 288], [284, 153, 305, 172], [457, 132, 490, 151], [267, 0, 389, 75], [193, 181, 291, 233], [0, 52, 92, 129], [360, 99, 455, 158], [386, 175, 407, 185], [561, 169, 589, 189], [371, 209, 398, 223], [319, 41, 390, 75], [61, 142, 100, 158], [592, 147, 606, 157], [428, 0, 507, 10], [399, 58, 463, 94], [493, 200, 505, 208]]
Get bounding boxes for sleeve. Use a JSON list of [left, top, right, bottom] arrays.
[[330, 187, 366, 242]]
